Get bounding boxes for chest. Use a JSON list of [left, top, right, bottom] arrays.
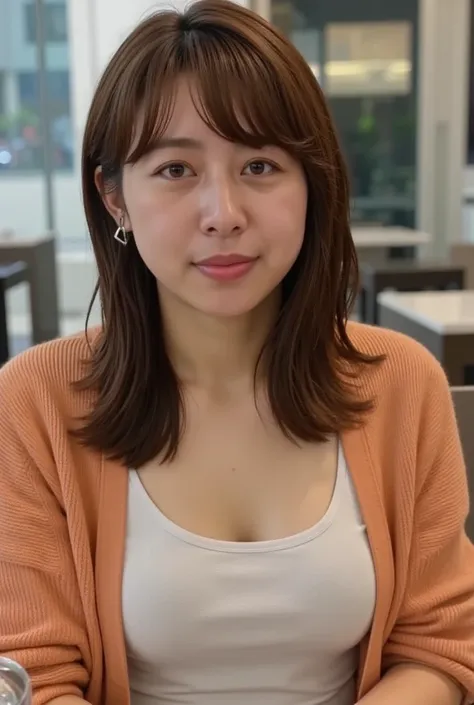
[[123, 456, 376, 704], [137, 401, 339, 542]]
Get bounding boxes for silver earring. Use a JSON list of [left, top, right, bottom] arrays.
[[114, 214, 129, 246]]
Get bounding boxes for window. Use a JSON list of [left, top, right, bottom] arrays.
[[24, 2, 68, 44], [0, 1, 73, 173], [270, 0, 418, 228], [0, 73, 5, 116]]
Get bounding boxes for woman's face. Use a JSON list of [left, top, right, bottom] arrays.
[[104, 78, 308, 318]]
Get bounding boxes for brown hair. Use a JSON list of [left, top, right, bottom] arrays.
[[77, 0, 381, 467]]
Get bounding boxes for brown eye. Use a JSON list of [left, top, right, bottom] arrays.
[[157, 162, 194, 179], [243, 160, 276, 176], [168, 164, 186, 178]]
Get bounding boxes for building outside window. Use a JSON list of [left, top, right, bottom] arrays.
[[0, 0, 72, 174], [268, 0, 418, 228], [24, 2, 68, 44]]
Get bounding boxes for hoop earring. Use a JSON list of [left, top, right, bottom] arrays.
[[114, 214, 129, 246]]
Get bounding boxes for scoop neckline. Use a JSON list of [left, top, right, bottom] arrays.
[[129, 443, 344, 554]]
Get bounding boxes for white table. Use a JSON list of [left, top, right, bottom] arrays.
[[352, 226, 431, 264], [378, 290, 474, 385], [352, 226, 431, 248]]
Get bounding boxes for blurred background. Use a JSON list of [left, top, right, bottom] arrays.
[[0, 0, 473, 350]]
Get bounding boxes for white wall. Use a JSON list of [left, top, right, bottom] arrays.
[[416, 0, 470, 256]]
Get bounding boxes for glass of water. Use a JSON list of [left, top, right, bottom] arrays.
[[0, 659, 30, 705]]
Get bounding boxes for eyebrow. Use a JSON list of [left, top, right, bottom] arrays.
[[139, 137, 203, 159], [132, 136, 273, 163]]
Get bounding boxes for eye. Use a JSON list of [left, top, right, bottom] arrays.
[[155, 162, 195, 180], [242, 160, 279, 176]]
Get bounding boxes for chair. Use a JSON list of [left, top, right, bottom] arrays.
[[359, 261, 465, 325], [0, 262, 28, 365], [451, 386, 474, 540], [0, 231, 59, 344], [450, 243, 474, 289]]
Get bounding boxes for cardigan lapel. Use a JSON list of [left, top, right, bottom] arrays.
[[342, 424, 395, 700], [95, 454, 130, 705]]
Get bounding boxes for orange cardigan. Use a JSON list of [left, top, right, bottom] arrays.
[[0, 323, 474, 705]]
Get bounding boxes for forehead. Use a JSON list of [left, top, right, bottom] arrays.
[[160, 78, 215, 136], [131, 76, 257, 158], [127, 71, 297, 166]]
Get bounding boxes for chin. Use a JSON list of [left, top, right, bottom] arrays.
[[195, 302, 261, 318], [190, 289, 279, 319]]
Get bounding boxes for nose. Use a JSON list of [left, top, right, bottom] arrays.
[[199, 178, 248, 237]]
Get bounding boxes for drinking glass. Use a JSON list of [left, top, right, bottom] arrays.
[[0, 658, 30, 705]]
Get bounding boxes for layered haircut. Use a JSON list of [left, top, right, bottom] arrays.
[[77, 0, 381, 467]]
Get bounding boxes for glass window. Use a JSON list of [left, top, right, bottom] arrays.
[[0, 73, 4, 116], [24, 3, 68, 44], [0, 1, 72, 174], [270, 0, 418, 228]]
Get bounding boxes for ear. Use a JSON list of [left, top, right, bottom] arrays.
[[94, 166, 132, 231]]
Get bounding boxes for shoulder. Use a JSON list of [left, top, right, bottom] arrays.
[[346, 320, 447, 399], [0, 327, 100, 424], [345, 322, 454, 468]]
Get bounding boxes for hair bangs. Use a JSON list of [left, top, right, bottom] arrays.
[[184, 29, 317, 156], [126, 75, 178, 166], [109, 23, 320, 173]]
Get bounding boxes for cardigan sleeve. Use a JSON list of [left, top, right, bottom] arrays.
[[0, 365, 91, 705], [382, 358, 474, 700]]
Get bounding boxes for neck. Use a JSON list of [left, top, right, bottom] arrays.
[[159, 290, 280, 398]]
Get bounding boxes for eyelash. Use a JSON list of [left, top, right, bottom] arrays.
[[153, 159, 281, 180]]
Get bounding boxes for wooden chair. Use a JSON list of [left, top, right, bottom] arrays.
[[451, 386, 474, 540]]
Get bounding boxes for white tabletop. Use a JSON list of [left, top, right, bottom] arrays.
[[352, 226, 432, 248], [377, 290, 474, 335], [0, 231, 55, 247]]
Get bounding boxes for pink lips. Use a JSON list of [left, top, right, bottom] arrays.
[[194, 254, 257, 282]]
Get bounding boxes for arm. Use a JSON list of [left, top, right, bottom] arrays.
[[372, 359, 474, 704], [48, 699, 91, 705], [358, 664, 462, 705], [0, 360, 91, 705]]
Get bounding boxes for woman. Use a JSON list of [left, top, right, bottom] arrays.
[[0, 2, 473, 705]]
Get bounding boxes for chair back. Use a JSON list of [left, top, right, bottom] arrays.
[[450, 243, 474, 289], [451, 386, 474, 540]]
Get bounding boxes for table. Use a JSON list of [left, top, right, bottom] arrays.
[[359, 260, 464, 325], [0, 232, 59, 344], [378, 290, 474, 385], [352, 226, 432, 265], [0, 262, 28, 365]]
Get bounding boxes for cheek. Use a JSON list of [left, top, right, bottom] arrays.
[[267, 181, 307, 255], [133, 225, 184, 279], [124, 185, 184, 268]]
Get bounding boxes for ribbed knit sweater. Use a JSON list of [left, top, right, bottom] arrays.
[[0, 322, 473, 705]]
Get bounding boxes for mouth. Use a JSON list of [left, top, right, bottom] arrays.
[[195, 254, 256, 267], [193, 255, 258, 282]]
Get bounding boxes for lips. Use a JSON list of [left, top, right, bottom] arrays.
[[195, 254, 256, 267], [193, 254, 258, 282]]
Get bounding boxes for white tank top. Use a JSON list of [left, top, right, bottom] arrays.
[[123, 444, 376, 705]]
